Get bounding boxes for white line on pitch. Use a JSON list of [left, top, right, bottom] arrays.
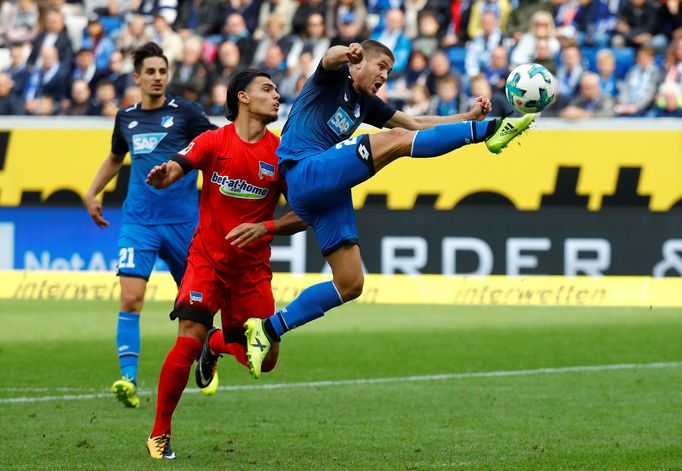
[[2, 361, 681, 404]]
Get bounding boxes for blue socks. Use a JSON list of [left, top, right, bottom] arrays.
[[265, 281, 344, 341], [411, 119, 498, 157], [116, 311, 140, 383]]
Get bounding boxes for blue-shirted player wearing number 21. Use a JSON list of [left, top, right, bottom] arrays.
[[85, 42, 216, 407], [243, 40, 536, 377]]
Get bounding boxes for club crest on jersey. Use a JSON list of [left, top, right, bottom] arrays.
[[258, 161, 275, 179], [132, 132, 167, 154], [211, 172, 269, 199], [189, 291, 203, 304], [161, 116, 174, 128], [327, 107, 355, 136]]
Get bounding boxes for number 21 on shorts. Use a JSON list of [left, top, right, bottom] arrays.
[[118, 247, 135, 268]]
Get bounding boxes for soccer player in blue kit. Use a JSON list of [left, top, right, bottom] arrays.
[[85, 42, 216, 407], [243, 40, 536, 378]]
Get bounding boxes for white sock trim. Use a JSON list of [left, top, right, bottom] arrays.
[[409, 130, 419, 157], [330, 281, 345, 304]]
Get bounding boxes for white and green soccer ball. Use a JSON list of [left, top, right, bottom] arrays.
[[505, 63, 556, 113]]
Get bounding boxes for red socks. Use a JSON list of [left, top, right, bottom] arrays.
[[151, 336, 202, 437], [208, 329, 248, 368]]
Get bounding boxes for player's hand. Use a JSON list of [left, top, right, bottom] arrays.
[[467, 96, 492, 121], [146, 162, 169, 188], [346, 43, 364, 64], [85, 194, 109, 228], [226, 223, 268, 248]]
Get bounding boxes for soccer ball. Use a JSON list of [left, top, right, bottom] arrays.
[[505, 63, 556, 114]]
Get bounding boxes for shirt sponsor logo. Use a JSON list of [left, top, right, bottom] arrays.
[[327, 107, 354, 136], [211, 172, 269, 199], [189, 291, 203, 304], [132, 132, 167, 154], [161, 116, 174, 128], [178, 141, 194, 156], [258, 161, 275, 179]]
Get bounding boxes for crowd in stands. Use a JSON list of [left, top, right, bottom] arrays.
[[0, 0, 680, 118]]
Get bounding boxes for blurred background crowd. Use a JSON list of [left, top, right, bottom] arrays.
[[0, 0, 680, 119]]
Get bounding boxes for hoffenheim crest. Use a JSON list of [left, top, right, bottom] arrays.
[[352, 103, 360, 118], [161, 116, 174, 128]]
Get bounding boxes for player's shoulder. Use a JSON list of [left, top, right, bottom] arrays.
[[166, 95, 203, 114]]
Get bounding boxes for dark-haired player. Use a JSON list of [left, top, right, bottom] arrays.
[[85, 42, 216, 408], [243, 40, 536, 378], [144, 69, 306, 459]]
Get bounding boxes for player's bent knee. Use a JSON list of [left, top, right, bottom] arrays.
[[177, 319, 208, 341], [337, 275, 364, 301]]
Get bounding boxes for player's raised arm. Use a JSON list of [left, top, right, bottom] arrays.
[[85, 152, 126, 228], [383, 96, 493, 131], [226, 211, 308, 248], [322, 43, 363, 70], [146, 160, 186, 189]]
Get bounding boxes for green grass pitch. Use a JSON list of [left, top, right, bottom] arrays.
[[1, 300, 681, 470]]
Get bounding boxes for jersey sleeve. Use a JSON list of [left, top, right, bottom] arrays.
[[310, 60, 348, 86], [176, 130, 214, 172], [110, 112, 128, 155], [185, 101, 218, 138], [364, 95, 397, 129]]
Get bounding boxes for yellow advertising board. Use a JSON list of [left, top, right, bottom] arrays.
[[1, 271, 680, 307], [0, 124, 680, 211]]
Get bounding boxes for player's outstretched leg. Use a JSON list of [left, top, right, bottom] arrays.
[[111, 377, 139, 408], [195, 327, 221, 394], [244, 318, 271, 379], [485, 113, 536, 154], [146, 434, 176, 460]]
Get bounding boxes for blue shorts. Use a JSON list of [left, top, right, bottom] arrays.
[[117, 221, 196, 284], [282, 135, 374, 256]]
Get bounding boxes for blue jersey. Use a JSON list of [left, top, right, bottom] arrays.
[[277, 62, 396, 163], [111, 96, 216, 225]]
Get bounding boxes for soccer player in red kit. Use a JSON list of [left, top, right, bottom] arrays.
[[144, 69, 306, 459]]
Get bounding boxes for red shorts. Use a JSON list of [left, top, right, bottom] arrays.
[[170, 246, 275, 331]]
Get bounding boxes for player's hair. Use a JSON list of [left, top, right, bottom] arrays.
[[131, 42, 169, 73], [360, 40, 395, 63], [225, 69, 271, 121]]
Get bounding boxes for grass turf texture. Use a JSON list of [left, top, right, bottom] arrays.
[[1, 300, 681, 470]]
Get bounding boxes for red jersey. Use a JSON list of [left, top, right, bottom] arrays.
[[179, 124, 283, 273]]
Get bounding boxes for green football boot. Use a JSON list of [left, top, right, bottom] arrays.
[[244, 318, 271, 380], [111, 377, 140, 408], [485, 113, 536, 154]]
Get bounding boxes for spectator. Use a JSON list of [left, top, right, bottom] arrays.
[[255, 0, 297, 38], [151, 13, 184, 71], [286, 12, 330, 70], [576, 0, 620, 48], [203, 80, 228, 115], [120, 85, 142, 107], [329, 11, 367, 47], [510, 10, 561, 67], [533, 37, 557, 73], [400, 49, 430, 90], [278, 49, 314, 102], [251, 13, 296, 66], [81, 14, 117, 70], [370, 9, 411, 75], [613, 0, 667, 53], [429, 75, 465, 115], [658, 0, 682, 41], [5, 42, 31, 97], [27, 9, 73, 67], [506, 0, 554, 43], [560, 71, 615, 118], [554, 43, 584, 109], [426, 49, 457, 95], [175, 0, 225, 37], [95, 50, 133, 99], [90, 79, 118, 117], [402, 83, 431, 116], [326, 0, 366, 39], [0, 72, 25, 115], [0, 0, 40, 47], [653, 80, 682, 117], [552, 0, 584, 43], [209, 13, 257, 67], [256, 44, 287, 85], [117, 15, 154, 62], [167, 36, 209, 101], [206, 40, 242, 92], [482, 45, 510, 95], [61, 78, 98, 115], [223, 0, 263, 33], [291, 0, 327, 35], [69, 48, 100, 94], [662, 33, 682, 87], [34, 94, 57, 116], [615, 46, 661, 116], [24, 45, 69, 112], [133, 0, 179, 25], [595, 48, 619, 97], [471, 72, 514, 117], [412, 11, 444, 58], [465, 11, 505, 78], [467, 0, 511, 40]]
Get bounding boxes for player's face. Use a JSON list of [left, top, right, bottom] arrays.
[[244, 76, 280, 123], [134, 57, 169, 99], [355, 53, 393, 96]]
